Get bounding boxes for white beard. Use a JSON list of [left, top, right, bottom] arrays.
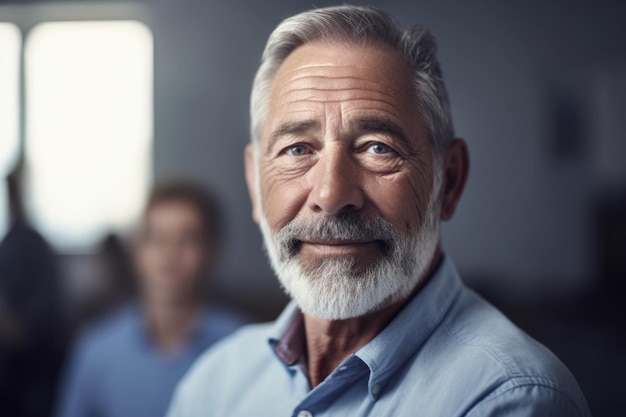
[[258, 172, 442, 321]]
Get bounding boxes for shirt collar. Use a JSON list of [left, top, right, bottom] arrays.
[[267, 255, 463, 399], [355, 255, 462, 399], [268, 299, 303, 368]]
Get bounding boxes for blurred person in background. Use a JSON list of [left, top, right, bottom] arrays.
[[167, 5, 590, 417], [55, 181, 245, 417], [0, 163, 65, 417]]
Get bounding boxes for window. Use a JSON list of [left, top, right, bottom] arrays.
[[21, 20, 153, 250], [0, 22, 21, 239]]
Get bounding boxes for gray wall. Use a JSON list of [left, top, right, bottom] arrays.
[[148, 0, 626, 314]]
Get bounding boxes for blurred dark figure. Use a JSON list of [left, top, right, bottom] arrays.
[[0, 163, 65, 417], [75, 233, 136, 330], [55, 181, 246, 417], [594, 191, 626, 337]]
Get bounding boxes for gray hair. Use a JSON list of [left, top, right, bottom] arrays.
[[249, 5, 455, 159]]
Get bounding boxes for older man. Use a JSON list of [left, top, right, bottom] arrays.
[[168, 6, 590, 417]]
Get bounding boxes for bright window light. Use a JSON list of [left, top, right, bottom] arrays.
[[25, 21, 153, 250], [0, 22, 21, 240]]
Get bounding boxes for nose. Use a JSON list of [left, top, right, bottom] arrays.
[[306, 145, 364, 216]]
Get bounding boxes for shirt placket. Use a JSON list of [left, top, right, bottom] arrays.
[[290, 356, 370, 417]]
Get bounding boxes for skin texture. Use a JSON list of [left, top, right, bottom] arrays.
[[245, 40, 469, 387], [134, 200, 214, 353]]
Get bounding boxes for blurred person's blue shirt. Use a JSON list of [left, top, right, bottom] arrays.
[[56, 303, 244, 417], [167, 256, 591, 417]]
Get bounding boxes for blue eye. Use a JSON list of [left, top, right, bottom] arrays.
[[286, 144, 308, 156], [369, 143, 392, 154]]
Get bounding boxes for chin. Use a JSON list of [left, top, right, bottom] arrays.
[[275, 254, 422, 320]]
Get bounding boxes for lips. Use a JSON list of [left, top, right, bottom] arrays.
[[296, 239, 383, 257], [278, 214, 399, 258], [298, 239, 376, 246]]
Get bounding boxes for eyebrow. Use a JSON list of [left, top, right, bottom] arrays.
[[266, 120, 321, 155], [353, 116, 412, 149], [265, 116, 413, 155]]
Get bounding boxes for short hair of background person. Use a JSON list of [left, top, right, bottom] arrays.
[[144, 180, 225, 247], [166, 5, 591, 417]]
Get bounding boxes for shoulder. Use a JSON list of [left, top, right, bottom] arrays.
[[72, 306, 138, 362], [169, 323, 274, 413], [434, 287, 590, 415], [442, 289, 570, 379], [199, 304, 249, 342], [183, 322, 273, 383], [59, 306, 138, 401], [463, 377, 591, 416]]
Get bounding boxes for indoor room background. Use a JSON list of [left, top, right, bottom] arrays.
[[1, 0, 624, 415]]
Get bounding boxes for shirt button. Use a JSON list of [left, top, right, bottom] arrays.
[[372, 384, 381, 395], [297, 411, 313, 417]]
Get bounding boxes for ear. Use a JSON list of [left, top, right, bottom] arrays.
[[440, 138, 469, 221], [244, 144, 261, 224]]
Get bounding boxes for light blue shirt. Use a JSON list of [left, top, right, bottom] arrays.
[[168, 256, 591, 416], [55, 303, 245, 417]]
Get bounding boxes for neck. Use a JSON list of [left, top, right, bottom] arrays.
[[144, 296, 201, 353], [303, 247, 442, 387]]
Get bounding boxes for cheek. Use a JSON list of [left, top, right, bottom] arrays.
[[134, 248, 160, 290], [179, 246, 205, 271], [137, 246, 158, 273], [366, 170, 433, 233], [260, 164, 309, 230]]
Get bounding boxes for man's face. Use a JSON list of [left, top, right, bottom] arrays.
[[135, 200, 210, 306], [247, 41, 442, 320]]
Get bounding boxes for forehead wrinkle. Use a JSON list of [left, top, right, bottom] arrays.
[[281, 74, 405, 101], [278, 82, 404, 105], [272, 97, 410, 136], [281, 87, 403, 106], [275, 74, 410, 116], [266, 42, 421, 151], [283, 73, 403, 95], [280, 95, 405, 111]]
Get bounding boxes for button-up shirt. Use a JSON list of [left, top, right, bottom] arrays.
[[167, 256, 591, 416], [55, 303, 245, 417]]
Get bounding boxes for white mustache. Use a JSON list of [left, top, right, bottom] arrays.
[[274, 214, 401, 260]]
